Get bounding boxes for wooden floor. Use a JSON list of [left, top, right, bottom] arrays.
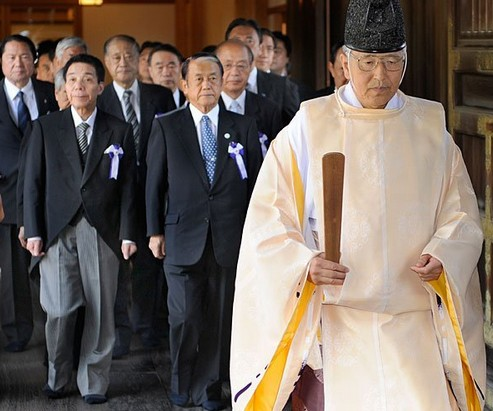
[[0, 297, 234, 411]]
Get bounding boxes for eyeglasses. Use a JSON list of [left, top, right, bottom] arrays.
[[349, 53, 405, 72]]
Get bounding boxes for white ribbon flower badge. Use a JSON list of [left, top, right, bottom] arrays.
[[104, 144, 124, 180], [258, 132, 269, 158], [228, 141, 247, 180]]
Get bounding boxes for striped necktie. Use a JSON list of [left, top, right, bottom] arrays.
[[76, 122, 89, 157], [123, 90, 141, 155], [17, 91, 31, 134], [200, 115, 217, 185]]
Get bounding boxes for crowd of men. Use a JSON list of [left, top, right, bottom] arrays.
[[0, 17, 323, 410], [0, 0, 485, 410]]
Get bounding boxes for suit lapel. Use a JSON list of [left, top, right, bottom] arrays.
[[57, 109, 83, 181], [138, 84, 154, 159], [177, 107, 209, 188], [32, 80, 53, 116], [213, 107, 236, 187], [0, 80, 21, 134], [82, 112, 111, 185], [244, 91, 260, 118], [256, 71, 270, 98], [179, 90, 186, 107], [104, 86, 125, 120]]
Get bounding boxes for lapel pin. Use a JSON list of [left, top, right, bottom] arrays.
[[224, 133, 231, 139]]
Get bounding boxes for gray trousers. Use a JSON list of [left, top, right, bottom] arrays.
[[40, 217, 119, 396]]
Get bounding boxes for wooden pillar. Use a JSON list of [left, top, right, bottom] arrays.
[[175, 0, 205, 57]]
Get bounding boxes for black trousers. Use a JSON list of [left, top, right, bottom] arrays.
[[0, 223, 33, 346], [164, 234, 235, 405]]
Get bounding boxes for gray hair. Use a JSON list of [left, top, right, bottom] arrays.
[[55, 37, 88, 60], [54, 69, 65, 91]]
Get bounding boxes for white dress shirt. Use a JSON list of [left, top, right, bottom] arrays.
[[71, 106, 97, 144], [221, 90, 246, 115], [4, 77, 39, 125], [188, 103, 219, 153]]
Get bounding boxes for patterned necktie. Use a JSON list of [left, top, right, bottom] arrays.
[[17, 91, 31, 134], [123, 90, 141, 154], [76, 122, 89, 157], [201, 115, 217, 185], [229, 100, 242, 114]]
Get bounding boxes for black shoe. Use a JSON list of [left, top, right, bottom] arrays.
[[202, 399, 226, 411], [112, 345, 130, 359], [83, 394, 107, 404], [4, 341, 26, 353], [170, 392, 190, 407], [42, 384, 65, 399]]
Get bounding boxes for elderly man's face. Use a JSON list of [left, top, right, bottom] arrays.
[[216, 42, 252, 97], [104, 39, 139, 88], [342, 49, 405, 109], [182, 57, 222, 114]]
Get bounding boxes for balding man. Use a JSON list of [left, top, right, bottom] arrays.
[[225, 18, 299, 127], [215, 39, 282, 157]]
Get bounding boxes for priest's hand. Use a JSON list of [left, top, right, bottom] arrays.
[[410, 253, 442, 281], [149, 235, 166, 259], [308, 253, 349, 286]]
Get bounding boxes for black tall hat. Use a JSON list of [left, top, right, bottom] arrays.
[[344, 0, 406, 53]]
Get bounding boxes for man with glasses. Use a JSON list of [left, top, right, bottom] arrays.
[[230, 0, 486, 410], [215, 39, 282, 156], [225, 18, 299, 127]]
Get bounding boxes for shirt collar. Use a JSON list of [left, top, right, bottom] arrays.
[[71, 105, 97, 129], [341, 82, 403, 110], [113, 79, 139, 101], [189, 102, 220, 129], [221, 89, 246, 111], [4, 77, 33, 101]]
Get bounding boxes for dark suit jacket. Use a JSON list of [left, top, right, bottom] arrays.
[[257, 70, 300, 127], [146, 105, 263, 267], [172, 89, 187, 110], [97, 81, 175, 238], [23, 108, 138, 263], [0, 78, 57, 225], [97, 81, 175, 165], [219, 90, 283, 153]]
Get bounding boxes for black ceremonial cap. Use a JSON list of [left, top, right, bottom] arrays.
[[344, 0, 406, 53]]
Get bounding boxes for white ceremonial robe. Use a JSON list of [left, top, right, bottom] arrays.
[[230, 84, 486, 411]]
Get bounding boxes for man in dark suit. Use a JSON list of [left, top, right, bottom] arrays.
[[225, 18, 300, 126], [146, 52, 262, 410], [215, 39, 282, 157], [312, 41, 348, 98], [98, 34, 175, 357], [23, 54, 137, 404], [0, 34, 58, 353], [148, 43, 187, 110]]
